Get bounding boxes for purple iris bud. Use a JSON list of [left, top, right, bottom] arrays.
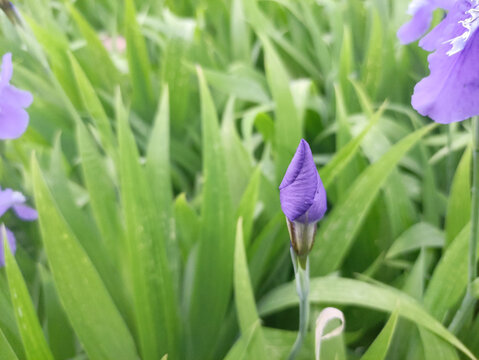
[[0, 187, 37, 267], [279, 139, 327, 258], [412, 0, 479, 123], [397, 0, 452, 45], [0, 52, 33, 139]]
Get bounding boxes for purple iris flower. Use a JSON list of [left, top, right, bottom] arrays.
[[279, 139, 327, 257], [0, 52, 33, 139], [412, 0, 479, 123], [397, 0, 452, 45], [0, 187, 37, 266]]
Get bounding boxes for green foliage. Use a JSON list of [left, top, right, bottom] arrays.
[[0, 0, 477, 359]]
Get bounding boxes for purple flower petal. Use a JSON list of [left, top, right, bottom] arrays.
[[296, 172, 327, 223], [0, 188, 16, 217], [0, 52, 33, 140], [397, 0, 453, 45], [412, 24, 479, 123], [419, 0, 473, 51], [279, 139, 327, 223], [0, 102, 30, 139], [0, 226, 16, 267], [0, 188, 36, 220], [13, 204, 38, 221], [0, 53, 13, 88], [398, 4, 435, 45], [2, 85, 33, 108]]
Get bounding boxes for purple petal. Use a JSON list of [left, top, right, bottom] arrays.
[[419, 0, 473, 51], [279, 139, 327, 222], [0, 53, 13, 88], [0, 102, 29, 139], [398, 5, 435, 45], [13, 204, 38, 221], [412, 31, 479, 123], [1, 85, 33, 108], [296, 171, 327, 223], [0, 226, 16, 267], [0, 188, 16, 217]]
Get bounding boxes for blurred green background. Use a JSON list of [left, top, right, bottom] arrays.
[[0, 0, 477, 359]]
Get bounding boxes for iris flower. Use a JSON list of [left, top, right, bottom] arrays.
[[401, 0, 479, 123], [0, 52, 33, 139], [0, 187, 37, 266], [397, 0, 452, 45], [279, 139, 327, 257]]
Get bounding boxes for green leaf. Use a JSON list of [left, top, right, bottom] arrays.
[[224, 321, 262, 360], [386, 223, 444, 259], [258, 277, 476, 360], [319, 101, 385, 189], [26, 17, 82, 108], [234, 218, 267, 359], [360, 311, 399, 360], [3, 227, 54, 360], [0, 282, 25, 359], [203, 68, 270, 103], [261, 35, 302, 183], [40, 267, 76, 360], [0, 279, 24, 359], [187, 67, 235, 360], [76, 121, 123, 267], [339, 26, 353, 106], [445, 146, 472, 247], [311, 124, 437, 275], [31, 156, 138, 360], [236, 168, 262, 247], [0, 328, 18, 360], [69, 52, 114, 154], [68, 4, 119, 91], [174, 194, 199, 262], [424, 225, 471, 320], [125, 0, 154, 119], [117, 92, 179, 360], [419, 329, 459, 360], [361, 9, 383, 98], [145, 87, 180, 293], [231, 0, 251, 63], [160, 40, 191, 132], [221, 97, 254, 207]]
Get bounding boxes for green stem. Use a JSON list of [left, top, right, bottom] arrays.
[[288, 248, 310, 360], [449, 117, 479, 334]]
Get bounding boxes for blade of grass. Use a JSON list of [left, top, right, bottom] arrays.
[[234, 218, 267, 359], [186, 67, 235, 360], [445, 146, 472, 247], [68, 4, 120, 91], [117, 92, 179, 360], [31, 156, 138, 360], [258, 277, 476, 360], [69, 52, 115, 155], [0, 328, 18, 360], [261, 35, 302, 184], [145, 86, 180, 294], [360, 311, 399, 360], [311, 124, 437, 275], [3, 227, 53, 360], [125, 0, 154, 120]]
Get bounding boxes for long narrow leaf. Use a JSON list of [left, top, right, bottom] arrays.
[[31, 156, 138, 360]]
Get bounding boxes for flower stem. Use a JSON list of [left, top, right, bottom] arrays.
[[288, 248, 310, 360], [449, 116, 479, 334]]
